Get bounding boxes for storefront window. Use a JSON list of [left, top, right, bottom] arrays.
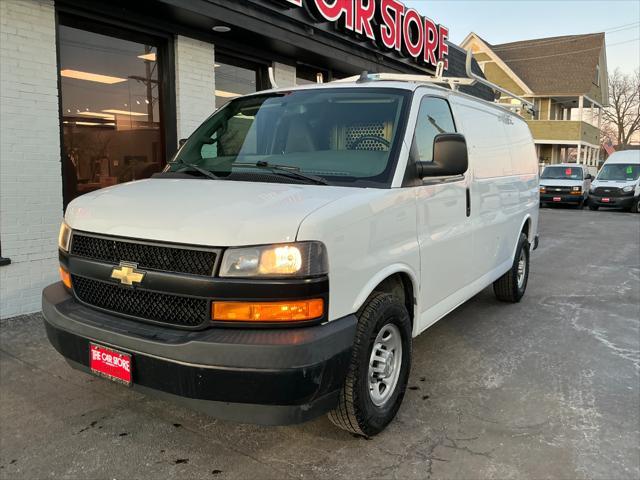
[[58, 25, 164, 204], [215, 60, 258, 108]]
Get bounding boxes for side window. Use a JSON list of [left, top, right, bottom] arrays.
[[414, 97, 456, 162]]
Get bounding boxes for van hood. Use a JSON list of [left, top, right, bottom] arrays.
[[65, 179, 362, 246], [539, 179, 584, 187], [591, 178, 638, 189]]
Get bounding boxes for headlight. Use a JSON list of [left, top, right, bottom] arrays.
[[58, 222, 72, 252], [622, 185, 634, 193], [572, 186, 581, 192], [219, 241, 328, 278], [539, 186, 546, 193]]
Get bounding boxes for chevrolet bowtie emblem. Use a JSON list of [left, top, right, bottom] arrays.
[[111, 262, 145, 286]]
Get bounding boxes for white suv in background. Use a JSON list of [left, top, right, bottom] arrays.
[[43, 77, 539, 436]]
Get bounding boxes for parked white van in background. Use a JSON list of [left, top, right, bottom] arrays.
[[540, 163, 592, 208], [43, 75, 539, 437], [589, 150, 640, 212]]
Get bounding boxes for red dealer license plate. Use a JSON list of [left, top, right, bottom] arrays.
[[602, 197, 610, 203], [90, 343, 132, 386], [553, 197, 561, 202]]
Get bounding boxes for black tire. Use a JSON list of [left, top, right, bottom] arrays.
[[578, 198, 585, 209], [631, 197, 640, 213], [328, 292, 412, 437], [493, 233, 530, 303], [589, 204, 599, 211]]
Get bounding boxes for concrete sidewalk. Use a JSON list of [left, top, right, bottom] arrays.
[[1, 208, 639, 480]]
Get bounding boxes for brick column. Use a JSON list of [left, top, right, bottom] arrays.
[[0, 0, 63, 318], [174, 36, 216, 143]]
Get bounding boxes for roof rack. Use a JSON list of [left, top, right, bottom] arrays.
[[332, 50, 536, 116]]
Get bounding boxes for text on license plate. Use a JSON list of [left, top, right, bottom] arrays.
[[553, 197, 561, 202], [90, 343, 132, 386], [602, 198, 610, 203]]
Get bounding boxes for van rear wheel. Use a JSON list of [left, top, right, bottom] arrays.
[[493, 233, 530, 303], [328, 293, 412, 437]]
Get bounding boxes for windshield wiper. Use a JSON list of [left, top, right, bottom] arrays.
[[233, 161, 329, 185], [172, 158, 219, 181]]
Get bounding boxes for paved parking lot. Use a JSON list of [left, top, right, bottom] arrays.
[[1, 208, 639, 480]]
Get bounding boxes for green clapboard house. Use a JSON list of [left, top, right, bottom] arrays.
[[461, 32, 609, 169]]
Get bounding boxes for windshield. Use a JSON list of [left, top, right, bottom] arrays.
[[167, 88, 409, 187], [541, 166, 583, 180], [597, 163, 640, 181]]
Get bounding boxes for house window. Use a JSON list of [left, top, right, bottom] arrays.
[[594, 64, 600, 86]]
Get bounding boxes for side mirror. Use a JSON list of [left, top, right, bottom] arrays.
[[415, 133, 469, 178], [178, 138, 187, 147]]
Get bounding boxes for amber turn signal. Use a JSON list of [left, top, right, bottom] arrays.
[[212, 299, 324, 322], [59, 266, 72, 289]]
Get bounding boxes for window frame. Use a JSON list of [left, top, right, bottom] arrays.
[[55, 12, 176, 209], [403, 93, 460, 186]]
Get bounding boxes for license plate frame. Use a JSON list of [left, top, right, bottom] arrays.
[[553, 196, 561, 202], [89, 343, 132, 386], [602, 197, 610, 203]]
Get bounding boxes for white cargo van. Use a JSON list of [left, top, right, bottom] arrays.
[[540, 163, 592, 208], [43, 73, 539, 436], [589, 150, 640, 212]]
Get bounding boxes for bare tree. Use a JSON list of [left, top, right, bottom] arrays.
[[602, 68, 640, 148]]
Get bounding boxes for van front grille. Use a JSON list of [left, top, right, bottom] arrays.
[[70, 233, 218, 276], [72, 275, 209, 328], [593, 187, 629, 197]]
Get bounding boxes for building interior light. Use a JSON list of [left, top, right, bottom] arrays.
[[215, 89, 240, 98], [76, 112, 116, 120], [137, 52, 156, 62], [102, 109, 148, 116], [60, 69, 127, 84]]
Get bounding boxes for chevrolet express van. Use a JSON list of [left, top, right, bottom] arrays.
[[589, 150, 640, 212], [43, 77, 539, 436], [539, 163, 592, 208]]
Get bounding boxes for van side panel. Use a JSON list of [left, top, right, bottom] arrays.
[[450, 97, 529, 283]]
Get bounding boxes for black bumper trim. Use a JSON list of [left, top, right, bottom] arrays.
[[589, 195, 635, 208], [42, 283, 357, 425], [540, 194, 584, 204], [43, 283, 355, 369]]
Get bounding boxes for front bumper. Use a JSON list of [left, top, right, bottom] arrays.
[[589, 194, 635, 208], [540, 193, 584, 204], [43, 283, 356, 425]]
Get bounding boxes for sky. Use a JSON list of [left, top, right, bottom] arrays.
[[405, 0, 640, 74]]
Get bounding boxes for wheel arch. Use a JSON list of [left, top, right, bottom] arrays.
[[352, 265, 418, 328]]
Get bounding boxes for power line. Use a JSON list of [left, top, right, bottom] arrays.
[[488, 23, 639, 52], [500, 37, 639, 63]]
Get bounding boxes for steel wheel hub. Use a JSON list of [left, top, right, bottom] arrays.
[[517, 250, 526, 288], [368, 323, 402, 407]]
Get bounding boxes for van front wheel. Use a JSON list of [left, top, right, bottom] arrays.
[[328, 293, 412, 437], [493, 233, 530, 303]]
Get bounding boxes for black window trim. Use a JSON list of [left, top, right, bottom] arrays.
[[403, 91, 462, 187]]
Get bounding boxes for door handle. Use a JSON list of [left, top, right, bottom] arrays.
[[466, 187, 471, 217]]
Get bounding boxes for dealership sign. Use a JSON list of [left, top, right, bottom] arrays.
[[278, 0, 449, 70]]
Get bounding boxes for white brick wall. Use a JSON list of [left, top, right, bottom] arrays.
[[273, 62, 296, 88], [174, 36, 216, 141], [0, 0, 63, 318]]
